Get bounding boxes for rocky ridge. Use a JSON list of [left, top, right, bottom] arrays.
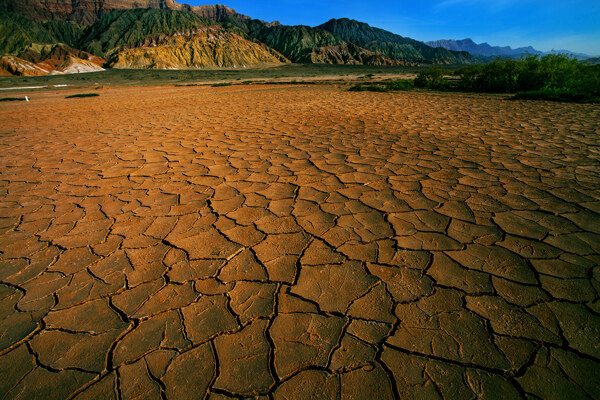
[[318, 18, 476, 64], [20, 42, 104, 67]]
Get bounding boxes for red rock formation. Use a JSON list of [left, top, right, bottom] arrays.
[[0, 55, 50, 75], [19, 43, 105, 66]]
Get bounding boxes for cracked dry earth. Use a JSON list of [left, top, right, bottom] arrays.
[[0, 84, 599, 400]]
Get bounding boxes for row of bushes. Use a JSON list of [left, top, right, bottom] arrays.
[[349, 79, 414, 92], [414, 54, 600, 102]]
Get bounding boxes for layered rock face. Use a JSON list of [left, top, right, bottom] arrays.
[[0, 44, 105, 76], [52, 55, 105, 73], [0, 0, 247, 24], [110, 27, 288, 69], [19, 43, 105, 67], [301, 43, 401, 65]]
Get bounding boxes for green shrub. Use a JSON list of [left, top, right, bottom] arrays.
[[414, 67, 448, 89], [349, 84, 389, 92], [477, 58, 523, 92], [411, 55, 600, 101], [453, 54, 599, 101], [211, 82, 233, 87], [454, 65, 483, 90], [384, 79, 414, 90], [0, 97, 27, 101], [349, 80, 413, 92], [65, 93, 99, 98]]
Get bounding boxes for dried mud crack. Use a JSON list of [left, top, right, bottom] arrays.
[[1, 85, 599, 399]]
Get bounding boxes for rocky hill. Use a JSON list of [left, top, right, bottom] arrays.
[[0, 54, 49, 75], [221, 18, 399, 65], [247, 23, 345, 63], [52, 55, 105, 73], [20, 42, 104, 64], [318, 18, 475, 64], [110, 27, 287, 68], [0, 42, 105, 76], [0, 0, 248, 25], [76, 8, 214, 56]]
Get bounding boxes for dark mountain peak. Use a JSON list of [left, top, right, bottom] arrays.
[[320, 18, 398, 36], [324, 17, 357, 24]]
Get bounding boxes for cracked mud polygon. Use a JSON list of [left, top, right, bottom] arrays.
[[1, 85, 599, 399]]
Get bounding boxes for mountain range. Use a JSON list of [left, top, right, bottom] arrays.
[[427, 38, 591, 60], [0, 0, 478, 75]]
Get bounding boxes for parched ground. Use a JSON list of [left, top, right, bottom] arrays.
[[1, 85, 599, 399]]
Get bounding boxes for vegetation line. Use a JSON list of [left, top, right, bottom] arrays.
[[349, 55, 600, 103], [65, 93, 99, 98]]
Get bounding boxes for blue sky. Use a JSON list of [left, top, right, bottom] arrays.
[[190, 0, 600, 55]]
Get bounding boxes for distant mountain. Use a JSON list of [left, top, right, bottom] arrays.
[[426, 38, 538, 57], [318, 18, 476, 64], [427, 38, 591, 60], [0, 0, 249, 25], [551, 49, 592, 60], [585, 57, 600, 65]]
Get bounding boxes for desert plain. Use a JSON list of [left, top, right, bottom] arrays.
[[0, 84, 599, 399]]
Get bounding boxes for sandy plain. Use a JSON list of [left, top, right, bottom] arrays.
[[0, 84, 599, 399]]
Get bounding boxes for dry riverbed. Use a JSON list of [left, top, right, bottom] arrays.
[[1, 84, 599, 399]]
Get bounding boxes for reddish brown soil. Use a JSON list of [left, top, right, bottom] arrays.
[[1, 85, 599, 399]]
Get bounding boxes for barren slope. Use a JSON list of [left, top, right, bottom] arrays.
[[110, 27, 288, 69]]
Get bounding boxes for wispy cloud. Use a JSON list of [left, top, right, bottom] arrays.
[[434, 0, 521, 12]]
